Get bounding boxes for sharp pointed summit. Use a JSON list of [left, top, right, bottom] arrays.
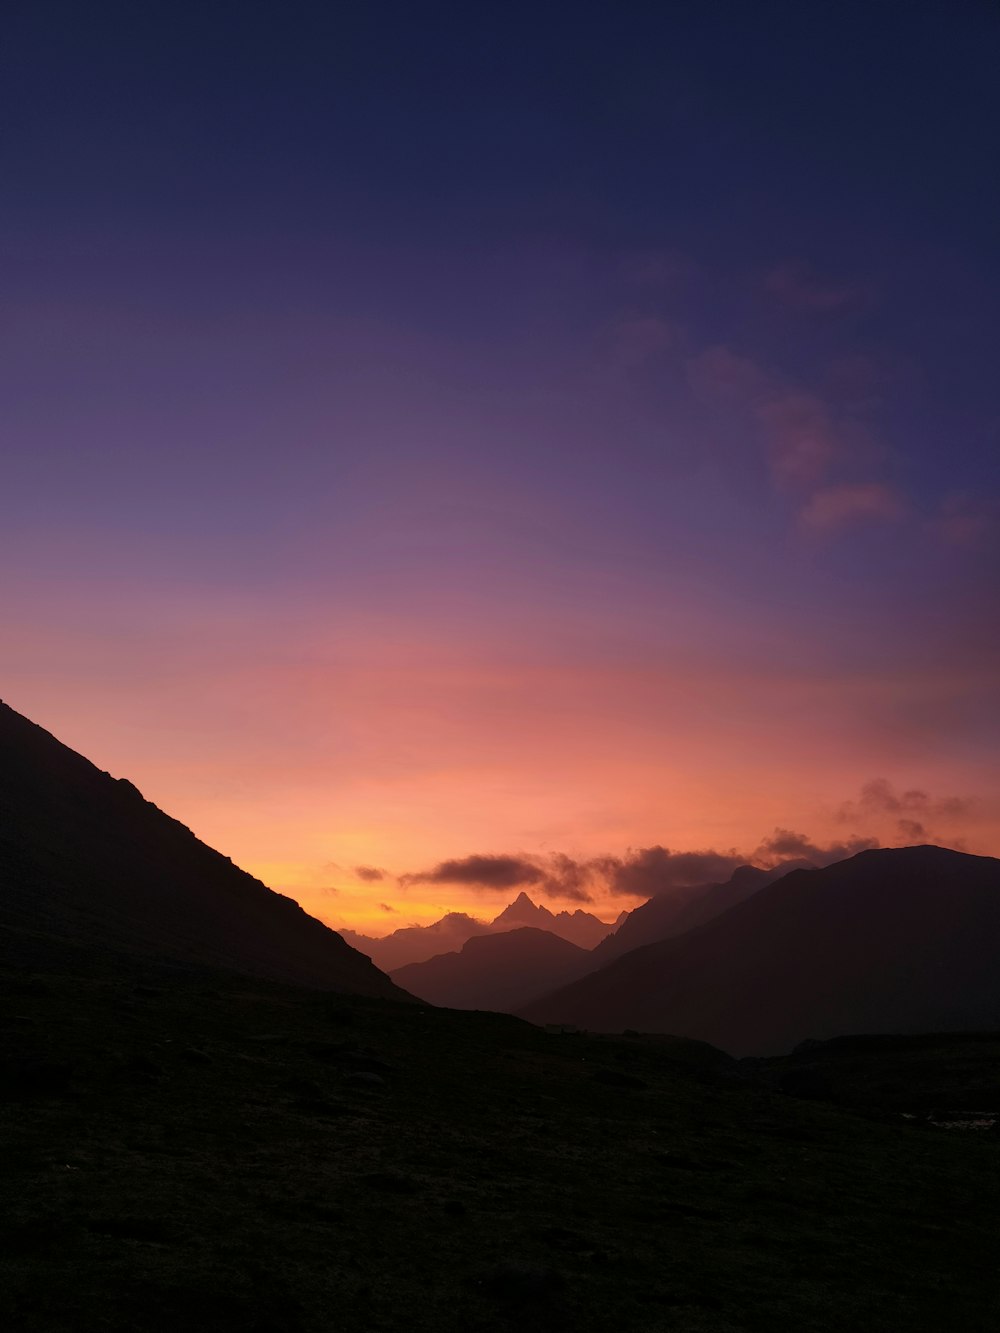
[[490, 891, 544, 926]]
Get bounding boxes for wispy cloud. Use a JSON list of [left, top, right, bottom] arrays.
[[599, 846, 745, 896], [400, 854, 546, 891], [355, 865, 386, 882], [799, 482, 904, 532], [606, 313, 684, 371], [755, 390, 844, 488], [687, 345, 845, 488], [837, 778, 975, 824], [394, 830, 890, 907], [686, 343, 904, 527], [618, 248, 698, 290], [762, 260, 872, 314], [930, 493, 996, 549], [397, 852, 595, 903]]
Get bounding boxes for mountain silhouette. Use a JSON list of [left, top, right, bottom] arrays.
[[521, 846, 1000, 1055], [592, 861, 812, 963], [0, 701, 409, 998], [344, 892, 613, 969], [341, 913, 492, 971], [489, 891, 612, 948], [390, 926, 593, 1010]]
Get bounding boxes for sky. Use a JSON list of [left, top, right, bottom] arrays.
[[3, 1, 999, 932]]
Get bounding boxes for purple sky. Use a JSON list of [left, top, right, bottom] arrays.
[[3, 2, 998, 929]]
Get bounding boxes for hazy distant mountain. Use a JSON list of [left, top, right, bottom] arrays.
[[392, 927, 594, 1011], [0, 701, 409, 999], [345, 891, 614, 970], [341, 913, 493, 971], [592, 861, 812, 963], [489, 891, 612, 948], [522, 847, 1000, 1056]]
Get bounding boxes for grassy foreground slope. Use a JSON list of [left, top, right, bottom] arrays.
[[2, 935, 999, 1333]]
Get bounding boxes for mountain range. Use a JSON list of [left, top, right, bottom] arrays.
[[0, 701, 407, 999], [341, 890, 617, 969], [389, 864, 814, 1013], [521, 845, 1000, 1055], [5, 698, 1000, 1061]]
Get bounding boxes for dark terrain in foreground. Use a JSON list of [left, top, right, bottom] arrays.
[[3, 931, 1000, 1333]]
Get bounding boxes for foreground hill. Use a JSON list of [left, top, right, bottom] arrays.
[[0, 702, 407, 999], [344, 891, 615, 970], [522, 846, 1000, 1055], [391, 926, 594, 1010], [3, 946, 1000, 1332]]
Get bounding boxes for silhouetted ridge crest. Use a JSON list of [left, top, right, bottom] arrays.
[[0, 701, 408, 997], [521, 845, 1000, 1055], [344, 890, 613, 969], [391, 926, 593, 1010]]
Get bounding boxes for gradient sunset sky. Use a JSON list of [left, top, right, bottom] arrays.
[[3, 2, 998, 932]]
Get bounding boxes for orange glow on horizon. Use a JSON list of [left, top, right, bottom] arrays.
[[4, 598, 998, 940]]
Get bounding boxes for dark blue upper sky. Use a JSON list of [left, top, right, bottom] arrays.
[[5, 1, 998, 466], [7, 2, 998, 255]]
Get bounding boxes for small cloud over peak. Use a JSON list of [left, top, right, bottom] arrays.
[[896, 818, 927, 841], [799, 482, 903, 532], [834, 780, 978, 847], [604, 846, 745, 897], [397, 851, 600, 903], [378, 902, 398, 914], [753, 828, 878, 867]]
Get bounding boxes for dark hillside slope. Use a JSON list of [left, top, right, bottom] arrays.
[[391, 926, 593, 1010], [522, 847, 1000, 1055], [0, 702, 407, 998], [592, 861, 809, 964]]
